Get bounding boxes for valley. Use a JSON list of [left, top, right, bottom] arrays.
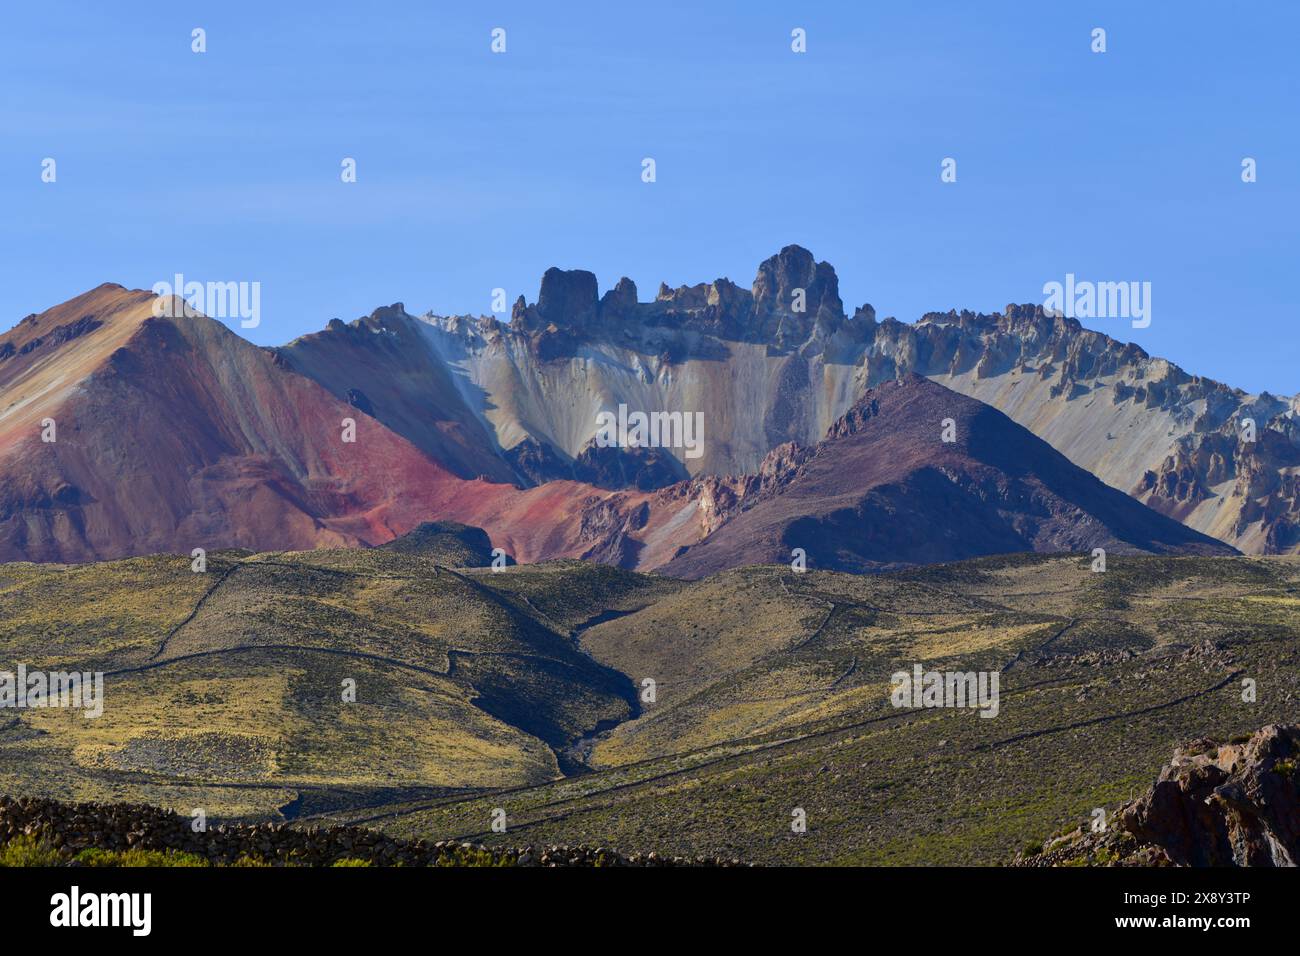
[[3, 540, 1297, 864]]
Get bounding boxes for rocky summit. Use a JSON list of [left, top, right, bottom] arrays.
[[279, 245, 1300, 555]]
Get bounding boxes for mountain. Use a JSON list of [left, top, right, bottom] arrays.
[[275, 304, 519, 484], [0, 285, 476, 562], [278, 245, 873, 485], [0, 285, 647, 564], [662, 376, 1234, 578], [884, 307, 1300, 556], [0, 285, 727, 567], [0, 281, 1239, 570], [423, 375, 1234, 576], [274, 246, 1298, 554]]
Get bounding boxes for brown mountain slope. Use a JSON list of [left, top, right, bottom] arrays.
[[0, 285, 469, 561], [0, 284, 149, 454], [663, 376, 1235, 578], [0, 286, 703, 564], [277, 304, 518, 483]]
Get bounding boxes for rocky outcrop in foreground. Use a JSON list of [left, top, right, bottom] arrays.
[[1019, 724, 1299, 866], [0, 796, 747, 867]]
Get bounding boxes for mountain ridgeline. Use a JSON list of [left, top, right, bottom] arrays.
[[0, 246, 1290, 566]]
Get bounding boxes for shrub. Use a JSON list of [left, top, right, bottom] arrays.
[[0, 834, 63, 867], [74, 847, 209, 867]]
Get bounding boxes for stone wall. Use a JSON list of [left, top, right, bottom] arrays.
[[0, 795, 747, 867]]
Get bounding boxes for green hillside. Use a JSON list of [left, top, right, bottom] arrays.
[[3, 548, 1298, 864]]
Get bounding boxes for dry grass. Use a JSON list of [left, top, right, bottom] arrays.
[[4, 548, 1299, 864]]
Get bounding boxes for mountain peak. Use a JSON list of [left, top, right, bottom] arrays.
[[536, 267, 598, 327], [749, 245, 844, 343], [504, 246, 848, 347]]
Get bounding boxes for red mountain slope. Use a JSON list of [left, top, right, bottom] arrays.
[[0, 285, 703, 564]]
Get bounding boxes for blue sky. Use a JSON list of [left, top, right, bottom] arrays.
[[2, 1, 1296, 392]]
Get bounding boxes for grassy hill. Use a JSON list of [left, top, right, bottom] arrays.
[[3, 548, 1298, 864]]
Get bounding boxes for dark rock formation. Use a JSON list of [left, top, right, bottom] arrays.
[[572, 441, 689, 491], [504, 437, 573, 486], [502, 438, 687, 491], [378, 521, 506, 566], [1019, 724, 1300, 866], [535, 267, 599, 330], [598, 276, 638, 321], [750, 244, 845, 348], [345, 387, 375, 416]]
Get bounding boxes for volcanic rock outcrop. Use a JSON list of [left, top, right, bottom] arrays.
[[1020, 724, 1300, 866]]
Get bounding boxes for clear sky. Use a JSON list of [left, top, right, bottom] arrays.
[[2, 1, 1296, 393]]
